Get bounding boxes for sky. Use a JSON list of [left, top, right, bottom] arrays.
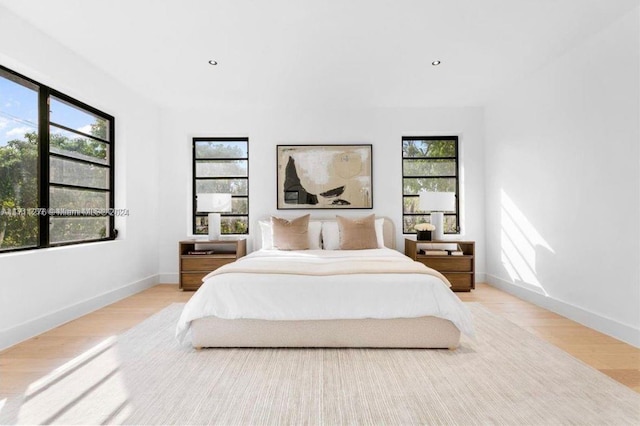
[[0, 74, 98, 146], [0, 76, 38, 146]]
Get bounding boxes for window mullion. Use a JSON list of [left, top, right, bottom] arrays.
[[108, 117, 115, 238], [38, 88, 50, 247]]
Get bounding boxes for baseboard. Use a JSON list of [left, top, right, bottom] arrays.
[[0, 275, 159, 351], [159, 273, 179, 284], [475, 272, 486, 283], [486, 274, 640, 348]]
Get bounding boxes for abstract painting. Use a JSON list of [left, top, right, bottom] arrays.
[[277, 145, 372, 209]]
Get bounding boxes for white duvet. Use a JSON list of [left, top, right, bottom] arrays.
[[176, 248, 474, 341]]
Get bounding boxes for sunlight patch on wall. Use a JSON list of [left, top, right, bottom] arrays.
[[500, 189, 554, 294]]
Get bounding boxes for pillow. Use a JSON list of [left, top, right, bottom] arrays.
[[322, 217, 385, 250], [260, 217, 322, 250], [307, 221, 322, 249], [271, 214, 310, 250], [336, 214, 379, 250], [374, 218, 385, 248]]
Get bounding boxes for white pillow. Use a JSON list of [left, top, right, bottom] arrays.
[[259, 220, 322, 250], [320, 221, 340, 250], [322, 218, 384, 250]]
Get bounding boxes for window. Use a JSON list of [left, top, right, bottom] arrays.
[[402, 136, 459, 234], [0, 65, 115, 253], [192, 137, 249, 235]]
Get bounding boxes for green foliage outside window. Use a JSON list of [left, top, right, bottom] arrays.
[[0, 127, 112, 250], [0, 133, 38, 249]]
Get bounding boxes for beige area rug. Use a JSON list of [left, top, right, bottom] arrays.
[[1, 304, 638, 425]]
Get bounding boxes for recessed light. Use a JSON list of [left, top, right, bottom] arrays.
[[432, 60, 441, 66], [208, 60, 218, 66]]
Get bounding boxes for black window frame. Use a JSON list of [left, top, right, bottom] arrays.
[[402, 136, 460, 235], [192, 137, 249, 235], [0, 64, 116, 254]]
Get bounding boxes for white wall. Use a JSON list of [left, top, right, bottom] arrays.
[[0, 7, 161, 350], [157, 106, 485, 282], [484, 7, 640, 346]]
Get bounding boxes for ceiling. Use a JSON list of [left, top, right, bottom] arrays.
[[1, 0, 637, 109]]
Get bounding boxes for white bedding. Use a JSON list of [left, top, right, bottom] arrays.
[[176, 248, 474, 341]]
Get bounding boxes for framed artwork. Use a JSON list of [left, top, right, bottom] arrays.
[[276, 144, 373, 209]]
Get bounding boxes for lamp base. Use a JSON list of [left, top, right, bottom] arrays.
[[430, 211, 444, 240], [208, 213, 221, 240]]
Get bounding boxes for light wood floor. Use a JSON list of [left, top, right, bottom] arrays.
[[1, 283, 638, 398]]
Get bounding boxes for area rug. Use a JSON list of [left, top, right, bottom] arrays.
[[1, 303, 638, 425]]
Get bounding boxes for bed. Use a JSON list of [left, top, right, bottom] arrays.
[[176, 217, 474, 349]]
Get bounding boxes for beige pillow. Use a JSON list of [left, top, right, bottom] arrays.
[[271, 214, 310, 250], [337, 214, 378, 250]]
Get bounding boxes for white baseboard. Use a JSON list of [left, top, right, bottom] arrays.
[[486, 274, 640, 348], [0, 275, 159, 351], [159, 273, 179, 284], [475, 272, 486, 283]]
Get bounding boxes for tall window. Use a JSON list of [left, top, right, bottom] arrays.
[[193, 137, 249, 235], [402, 136, 459, 234], [0, 65, 115, 253]]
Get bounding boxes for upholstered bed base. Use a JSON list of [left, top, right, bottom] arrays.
[[191, 316, 460, 349]]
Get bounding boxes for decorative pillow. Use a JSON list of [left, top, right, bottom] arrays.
[[322, 218, 384, 250], [336, 214, 378, 250], [260, 219, 321, 250], [270, 214, 313, 250], [263, 221, 315, 249]]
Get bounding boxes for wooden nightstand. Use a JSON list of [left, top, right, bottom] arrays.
[[178, 239, 247, 291], [405, 239, 475, 292]]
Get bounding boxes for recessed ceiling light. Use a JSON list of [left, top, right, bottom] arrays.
[[432, 60, 441, 66], [208, 60, 218, 66]]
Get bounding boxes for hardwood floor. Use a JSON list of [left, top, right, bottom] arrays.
[[1, 283, 638, 398]]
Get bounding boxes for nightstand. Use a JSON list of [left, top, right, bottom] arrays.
[[405, 239, 475, 292], [178, 239, 247, 291]]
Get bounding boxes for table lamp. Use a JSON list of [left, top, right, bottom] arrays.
[[419, 191, 455, 240], [197, 193, 232, 240]]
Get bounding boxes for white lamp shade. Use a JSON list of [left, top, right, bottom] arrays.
[[419, 191, 455, 212], [197, 193, 232, 213]]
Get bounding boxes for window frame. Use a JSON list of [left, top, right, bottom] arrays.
[[0, 64, 116, 254], [401, 135, 460, 235], [192, 137, 249, 236]]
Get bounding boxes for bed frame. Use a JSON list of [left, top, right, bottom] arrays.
[[190, 217, 461, 349], [192, 316, 460, 349]]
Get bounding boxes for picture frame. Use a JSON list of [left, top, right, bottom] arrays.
[[276, 144, 373, 209]]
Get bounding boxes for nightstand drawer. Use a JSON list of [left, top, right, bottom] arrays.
[[181, 272, 209, 290], [443, 273, 473, 291], [181, 257, 235, 271], [418, 256, 472, 272]]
